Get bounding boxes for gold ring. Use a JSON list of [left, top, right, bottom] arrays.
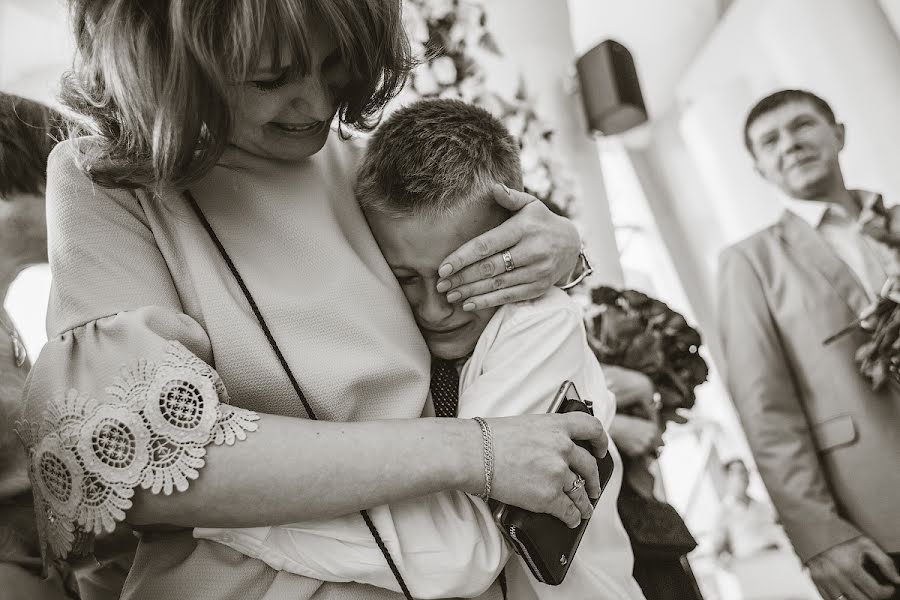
[[502, 250, 515, 272], [565, 476, 585, 494]]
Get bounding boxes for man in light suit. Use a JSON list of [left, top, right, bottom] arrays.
[[717, 89, 900, 600]]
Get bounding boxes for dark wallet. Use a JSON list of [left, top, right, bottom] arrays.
[[491, 381, 615, 585]]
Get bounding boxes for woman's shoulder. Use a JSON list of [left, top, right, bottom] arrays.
[[47, 137, 151, 225], [48, 135, 100, 179]]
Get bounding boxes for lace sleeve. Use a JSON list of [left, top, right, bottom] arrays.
[[16, 340, 258, 560]]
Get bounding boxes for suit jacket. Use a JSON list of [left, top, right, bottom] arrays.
[[717, 210, 900, 563]]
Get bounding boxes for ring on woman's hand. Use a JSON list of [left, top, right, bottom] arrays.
[[565, 476, 585, 494], [502, 250, 516, 272]]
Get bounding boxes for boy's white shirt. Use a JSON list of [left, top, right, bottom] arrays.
[[195, 289, 645, 600]]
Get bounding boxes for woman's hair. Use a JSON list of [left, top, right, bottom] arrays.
[[0, 92, 66, 197], [356, 98, 523, 221], [62, 0, 412, 191]]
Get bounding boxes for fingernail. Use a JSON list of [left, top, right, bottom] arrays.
[[439, 264, 453, 277], [463, 302, 475, 311], [501, 183, 511, 196], [436, 280, 451, 293], [447, 291, 461, 303]]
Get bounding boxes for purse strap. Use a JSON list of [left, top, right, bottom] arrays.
[[184, 190, 415, 600]]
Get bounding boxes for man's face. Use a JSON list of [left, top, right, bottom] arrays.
[[367, 202, 505, 360], [748, 100, 845, 200]]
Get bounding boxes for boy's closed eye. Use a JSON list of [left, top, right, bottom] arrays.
[[396, 275, 420, 286]]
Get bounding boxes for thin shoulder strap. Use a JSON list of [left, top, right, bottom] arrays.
[[184, 190, 415, 600]]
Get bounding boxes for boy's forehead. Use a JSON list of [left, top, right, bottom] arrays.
[[368, 202, 506, 268]]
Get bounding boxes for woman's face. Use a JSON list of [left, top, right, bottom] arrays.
[[229, 21, 350, 162]]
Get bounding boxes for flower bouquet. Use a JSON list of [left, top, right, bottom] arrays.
[[824, 198, 900, 390], [587, 287, 708, 428], [824, 276, 900, 390]]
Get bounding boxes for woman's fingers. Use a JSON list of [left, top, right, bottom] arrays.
[[443, 265, 544, 304], [438, 218, 523, 279], [490, 183, 538, 211], [563, 478, 594, 522], [437, 243, 540, 294], [566, 413, 609, 461], [547, 494, 584, 529], [568, 445, 601, 500], [458, 282, 546, 311]]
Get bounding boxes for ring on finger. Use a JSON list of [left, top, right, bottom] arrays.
[[502, 250, 516, 272], [565, 476, 585, 494]]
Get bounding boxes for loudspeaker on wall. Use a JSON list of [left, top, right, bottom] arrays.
[[575, 40, 648, 135]]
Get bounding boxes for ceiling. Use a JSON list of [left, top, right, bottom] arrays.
[[567, 0, 728, 117]]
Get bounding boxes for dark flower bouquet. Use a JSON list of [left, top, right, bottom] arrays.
[[587, 287, 709, 428]]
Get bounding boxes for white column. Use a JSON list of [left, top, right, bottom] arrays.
[[481, 0, 624, 286], [679, 79, 784, 246]]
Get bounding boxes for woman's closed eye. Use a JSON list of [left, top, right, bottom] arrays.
[[252, 69, 290, 92]]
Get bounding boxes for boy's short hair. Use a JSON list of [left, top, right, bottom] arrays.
[[0, 92, 65, 198], [356, 98, 523, 220], [743, 89, 836, 155]]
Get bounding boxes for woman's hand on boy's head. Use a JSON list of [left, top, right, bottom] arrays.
[[436, 184, 580, 311]]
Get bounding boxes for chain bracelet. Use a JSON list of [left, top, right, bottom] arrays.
[[472, 417, 494, 500]]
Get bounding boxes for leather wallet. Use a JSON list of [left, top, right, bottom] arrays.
[[491, 381, 615, 585]]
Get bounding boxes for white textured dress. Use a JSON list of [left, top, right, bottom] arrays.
[[19, 135, 506, 600]]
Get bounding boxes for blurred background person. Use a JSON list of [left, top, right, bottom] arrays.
[[0, 91, 74, 599], [604, 364, 705, 600]]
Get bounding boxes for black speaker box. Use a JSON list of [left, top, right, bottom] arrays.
[[575, 40, 648, 135]]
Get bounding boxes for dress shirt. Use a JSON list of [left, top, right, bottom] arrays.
[[782, 190, 899, 299]]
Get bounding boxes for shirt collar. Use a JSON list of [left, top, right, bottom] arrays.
[[782, 189, 884, 229]]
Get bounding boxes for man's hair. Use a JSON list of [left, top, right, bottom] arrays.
[[356, 98, 523, 220], [743, 89, 837, 154], [0, 92, 65, 198]]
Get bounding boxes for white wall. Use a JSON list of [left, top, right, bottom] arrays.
[[0, 0, 73, 103]]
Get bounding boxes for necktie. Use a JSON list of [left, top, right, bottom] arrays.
[[430, 358, 460, 418]]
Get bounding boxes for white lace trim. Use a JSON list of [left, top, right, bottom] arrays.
[[16, 341, 259, 559]]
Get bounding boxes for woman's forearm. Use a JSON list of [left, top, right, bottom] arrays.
[[127, 413, 484, 527]]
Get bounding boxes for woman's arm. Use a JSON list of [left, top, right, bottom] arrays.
[[128, 411, 605, 528], [435, 184, 582, 310]]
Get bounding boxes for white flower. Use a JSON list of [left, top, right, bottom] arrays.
[[431, 56, 458, 85], [520, 145, 540, 171], [402, 2, 430, 44], [524, 165, 552, 198], [413, 68, 440, 96], [475, 93, 504, 116], [457, 73, 485, 102], [503, 112, 527, 138], [422, 0, 455, 21], [439, 88, 462, 100]]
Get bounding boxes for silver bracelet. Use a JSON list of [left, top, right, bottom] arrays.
[[472, 417, 494, 500]]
